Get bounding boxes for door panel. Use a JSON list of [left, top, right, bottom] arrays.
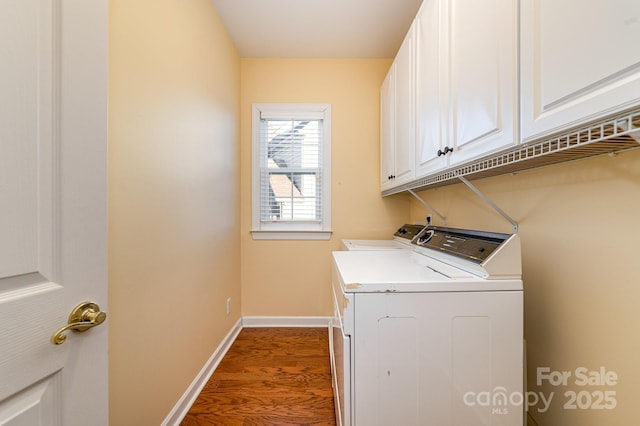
[[521, 0, 640, 140], [0, 373, 60, 426], [415, 0, 445, 177], [0, 283, 65, 402], [393, 26, 415, 185], [450, 0, 500, 146], [380, 66, 395, 190], [448, 0, 518, 164], [0, 0, 52, 280]]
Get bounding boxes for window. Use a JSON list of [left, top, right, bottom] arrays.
[[251, 104, 331, 240]]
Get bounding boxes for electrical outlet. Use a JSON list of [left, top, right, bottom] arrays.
[[226, 297, 231, 315]]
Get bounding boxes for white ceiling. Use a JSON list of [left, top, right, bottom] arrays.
[[212, 0, 424, 58]]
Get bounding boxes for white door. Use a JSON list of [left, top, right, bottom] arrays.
[[0, 0, 108, 425]]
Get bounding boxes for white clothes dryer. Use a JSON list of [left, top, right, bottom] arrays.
[[330, 226, 524, 426]]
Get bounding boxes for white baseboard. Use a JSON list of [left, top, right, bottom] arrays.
[[161, 317, 243, 426], [162, 315, 332, 425], [242, 315, 332, 328]]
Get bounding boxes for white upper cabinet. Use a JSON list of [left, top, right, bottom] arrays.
[[415, 0, 519, 178], [521, 0, 640, 142], [381, 26, 416, 191]]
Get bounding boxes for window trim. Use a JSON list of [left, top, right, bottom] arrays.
[[251, 103, 332, 241]]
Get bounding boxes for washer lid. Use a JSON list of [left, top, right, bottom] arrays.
[[341, 239, 409, 250], [341, 224, 426, 251]]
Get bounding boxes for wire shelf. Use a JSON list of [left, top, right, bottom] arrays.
[[382, 108, 640, 196]]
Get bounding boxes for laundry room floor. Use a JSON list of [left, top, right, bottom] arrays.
[[181, 327, 336, 425]]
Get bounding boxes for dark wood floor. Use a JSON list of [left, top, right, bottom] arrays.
[[181, 327, 336, 425]]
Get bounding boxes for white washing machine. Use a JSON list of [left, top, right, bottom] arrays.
[[340, 223, 425, 251], [330, 226, 524, 426]]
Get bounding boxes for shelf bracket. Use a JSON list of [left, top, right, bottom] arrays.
[[407, 189, 446, 225], [457, 176, 519, 233]]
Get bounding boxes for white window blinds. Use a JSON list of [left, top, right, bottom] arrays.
[[252, 104, 331, 240], [259, 117, 323, 223]]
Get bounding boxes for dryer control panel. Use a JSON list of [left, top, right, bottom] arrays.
[[413, 226, 510, 264]]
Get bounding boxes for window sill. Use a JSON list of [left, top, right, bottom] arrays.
[[251, 230, 333, 241]]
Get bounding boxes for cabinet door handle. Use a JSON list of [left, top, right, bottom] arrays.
[[437, 146, 453, 156]]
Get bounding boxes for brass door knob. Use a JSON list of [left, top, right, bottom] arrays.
[[51, 302, 107, 345]]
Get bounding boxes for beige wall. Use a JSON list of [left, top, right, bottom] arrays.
[[108, 1, 241, 424], [240, 59, 410, 316], [408, 149, 640, 425]]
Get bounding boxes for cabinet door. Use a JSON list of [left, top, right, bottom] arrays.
[[380, 66, 395, 190], [521, 0, 640, 141], [448, 0, 518, 164], [392, 26, 416, 186], [415, 0, 447, 177]]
